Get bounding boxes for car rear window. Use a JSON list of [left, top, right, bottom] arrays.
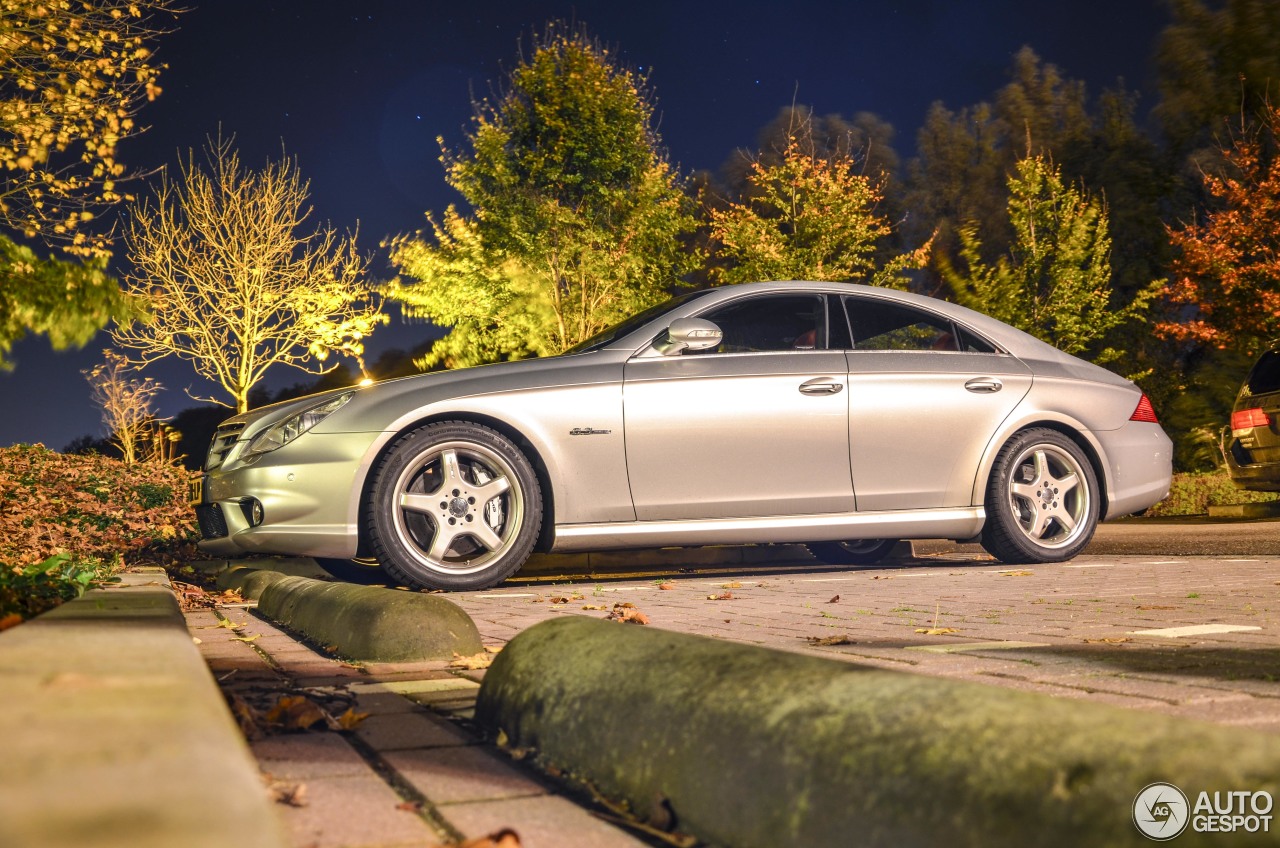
[[1246, 350, 1280, 395]]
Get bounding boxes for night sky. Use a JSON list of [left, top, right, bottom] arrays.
[[0, 0, 1169, 451]]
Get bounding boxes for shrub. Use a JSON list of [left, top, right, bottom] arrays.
[[1145, 470, 1279, 517], [0, 444, 199, 623]]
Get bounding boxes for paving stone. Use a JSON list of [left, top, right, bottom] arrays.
[[440, 794, 651, 848], [384, 746, 548, 804], [269, 773, 438, 848], [251, 733, 369, 780], [353, 712, 475, 751]]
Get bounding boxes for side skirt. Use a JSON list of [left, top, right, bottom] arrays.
[[550, 507, 986, 553]]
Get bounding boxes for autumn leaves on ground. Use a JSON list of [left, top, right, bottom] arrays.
[[0, 445, 198, 625]]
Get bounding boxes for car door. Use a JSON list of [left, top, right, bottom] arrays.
[[623, 292, 856, 521], [839, 294, 1033, 511]]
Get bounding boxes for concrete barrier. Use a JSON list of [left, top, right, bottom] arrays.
[[219, 568, 482, 662], [0, 569, 287, 848], [476, 616, 1280, 848]]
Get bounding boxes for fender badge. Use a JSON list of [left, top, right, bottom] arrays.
[[570, 427, 613, 436]]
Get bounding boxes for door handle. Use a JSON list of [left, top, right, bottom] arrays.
[[799, 378, 844, 395], [965, 377, 1003, 393]]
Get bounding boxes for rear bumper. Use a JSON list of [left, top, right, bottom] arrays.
[[1099, 421, 1173, 518]]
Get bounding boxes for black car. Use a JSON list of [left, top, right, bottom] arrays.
[[1224, 343, 1280, 491]]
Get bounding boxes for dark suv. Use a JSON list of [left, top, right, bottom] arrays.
[[1224, 343, 1280, 491]]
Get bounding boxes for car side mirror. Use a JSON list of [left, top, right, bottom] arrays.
[[662, 318, 723, 355]]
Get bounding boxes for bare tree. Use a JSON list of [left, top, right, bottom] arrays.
[[83, 349, 164, 464], [112, 135, 387, 413]]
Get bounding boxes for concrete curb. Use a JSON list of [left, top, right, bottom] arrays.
[[1207, 501, 1280, 519], [219, 567, 483, 662], [0, 568, 287, 848], [477, 616, 1280, 848]]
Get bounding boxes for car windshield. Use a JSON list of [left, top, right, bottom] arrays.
[[561, 288, 717, 355]]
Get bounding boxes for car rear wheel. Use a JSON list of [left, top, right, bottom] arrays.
[[805, 539, 900, 565], [366, 422, 542, 591], [981, 428, 1098, 564]]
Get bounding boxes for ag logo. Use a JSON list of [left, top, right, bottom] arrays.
[[1134, 782, 1190, 840]]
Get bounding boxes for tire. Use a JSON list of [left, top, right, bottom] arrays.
[[980, 428, 1099, 564], [365, 422, 543, 591], [313, 557, 386, 584], [805, 538, 900, 566]]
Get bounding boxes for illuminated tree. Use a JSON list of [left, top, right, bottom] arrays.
[[0, 236, 137, 368], [942, 154, 1154, 358], [0, 0, 175, 368], [112, 136, 387, 413], [83, 349, 163, 464], [0, 0, 177, 256], [708, 135, 929, 287], [388, 25, 696, 367], [1157, 105, 1280, 355]]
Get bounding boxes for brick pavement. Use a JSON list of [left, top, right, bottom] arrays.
[[187, 604, 650, 848], [455, 551, 1280, 732], [186, 548, 1280, 847]]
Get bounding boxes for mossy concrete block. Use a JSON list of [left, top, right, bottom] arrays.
[[477, 616, 1280, 848], [254, 575, 482, 663], [216, 565, 292, 600], [0, 569, 287, 848]]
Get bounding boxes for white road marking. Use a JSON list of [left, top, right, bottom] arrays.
[[1064, 564, 1114, 569], [1145, 561, 1188, 565], [906, 641, 1050, 653], [475, 593, 539, 598], [1130, 624, 1261, 638]]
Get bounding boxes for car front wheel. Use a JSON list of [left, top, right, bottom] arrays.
[[366, 422, 542, 591], [981, 428, 1099, 564]]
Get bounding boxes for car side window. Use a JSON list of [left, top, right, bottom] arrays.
[[695, 294, 826, 353], [841, 296, 995, 353]]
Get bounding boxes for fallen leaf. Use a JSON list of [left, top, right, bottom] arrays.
[[607, 603, 649, 625], [657, 582, 675, 591], [233, 634, 260, 642], [484, 645, 503, 654], [265, 695, 327, 731], [720, 581, 742, 589], [337, 707, 370, 730], [549, 596, 570, 604], [872, 575, 891, 580], [581, 604, 608, 610], [216, 618, 237, 629], [271, 781, 308, 807], [228, 694, 263, 740], [396, 800, 423, 812], [0, 612, 23, 632], [449, 651, 493, 670], [707, 592, 734, 601], [827, 595, 840, 604], [433, 829, 522, 848], [1001, 570, 1035, 577], [805, 634, 853, 646], [914, 627, 958, 636], [1083, 637, 1132, 644]]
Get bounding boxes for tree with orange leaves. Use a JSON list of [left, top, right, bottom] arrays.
[[1158, 105, 1280, 355]]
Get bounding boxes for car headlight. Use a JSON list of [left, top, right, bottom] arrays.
[[243, 392, 355, 459]]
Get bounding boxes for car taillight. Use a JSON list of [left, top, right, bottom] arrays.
[[1130, 394, 1159, 423], [1231, 407, 1271, 434]]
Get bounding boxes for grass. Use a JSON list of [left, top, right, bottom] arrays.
[[1145, 469, 1279, 517]]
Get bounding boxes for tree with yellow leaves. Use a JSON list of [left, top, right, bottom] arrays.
[[111, 136, 387, 413], [0, 0, 177, 369], [708, 135, 929, 288]]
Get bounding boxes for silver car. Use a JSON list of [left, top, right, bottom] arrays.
[[192, 281, 1173, 590]]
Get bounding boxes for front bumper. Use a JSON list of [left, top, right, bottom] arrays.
[[193, 430, 382, 560]]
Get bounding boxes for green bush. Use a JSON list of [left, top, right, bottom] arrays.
[[1145, 470, 1279, 517], [0, 553, 118, 622]]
